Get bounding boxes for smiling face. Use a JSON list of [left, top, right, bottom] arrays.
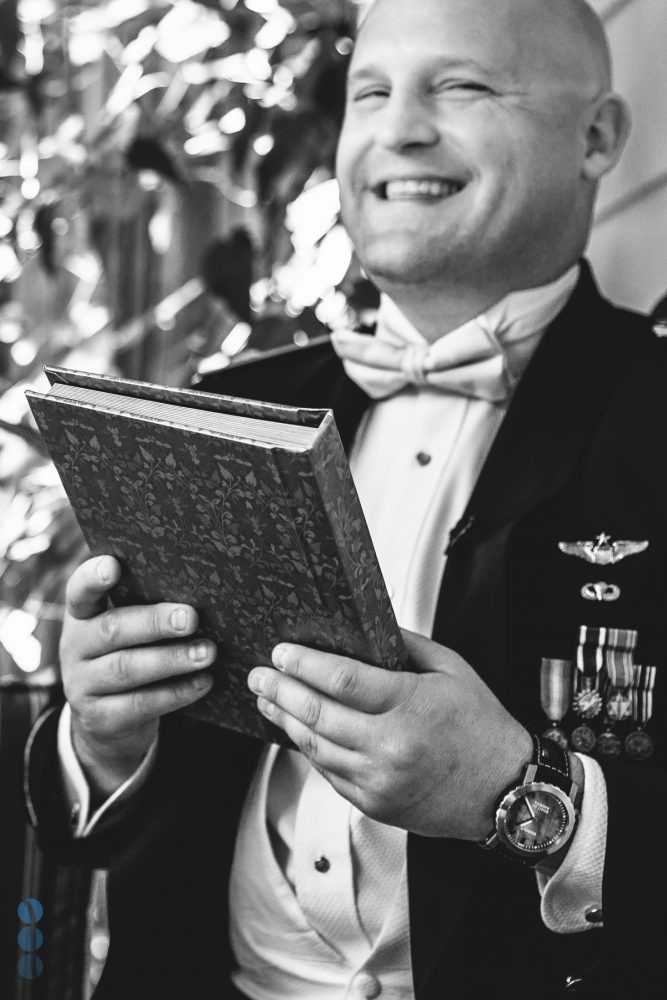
[[336, 0, 624, 311]]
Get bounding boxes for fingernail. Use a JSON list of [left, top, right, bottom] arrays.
[[97, 558, 111, 584], [257, 697, 274, 718], [248, 670, 265, 694], [189, 642, 210, 664], [194, 673, 212, 691], [171, 607, 188, 631], [272, 645, 287, 671]]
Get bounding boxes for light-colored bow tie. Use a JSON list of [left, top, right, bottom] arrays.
[[331, 313, 510, 403]]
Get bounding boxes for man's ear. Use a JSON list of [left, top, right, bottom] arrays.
[[582, 92, 632, 181]]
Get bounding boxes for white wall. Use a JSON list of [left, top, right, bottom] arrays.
[[587, 0, 667, 312]]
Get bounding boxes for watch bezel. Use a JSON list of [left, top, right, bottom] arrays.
[[495, 780, 577, 858]]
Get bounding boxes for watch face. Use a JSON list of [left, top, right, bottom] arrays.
[[497, 783, 574, 856]]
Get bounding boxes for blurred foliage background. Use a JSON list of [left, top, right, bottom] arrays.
[[0, 0, 379, 685]]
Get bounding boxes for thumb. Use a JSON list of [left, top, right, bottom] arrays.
[[65, 555, 121, 621]]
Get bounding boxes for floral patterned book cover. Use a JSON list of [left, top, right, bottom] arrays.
[[26, 367, 406, 745]]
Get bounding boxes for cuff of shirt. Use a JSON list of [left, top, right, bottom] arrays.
[[57, 703, 159, 838], [537, 752, 606, 933]]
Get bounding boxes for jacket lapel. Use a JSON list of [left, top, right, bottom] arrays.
[[432, 263, 644, 690], [456, 264, 627, 535]]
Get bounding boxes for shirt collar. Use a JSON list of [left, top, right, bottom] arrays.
[[375, 264, 580, 387]]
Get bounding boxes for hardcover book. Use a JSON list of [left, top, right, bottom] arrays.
[[26, 366, 406, 744]]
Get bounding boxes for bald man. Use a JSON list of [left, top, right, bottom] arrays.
[[26, 1, 665, 997]]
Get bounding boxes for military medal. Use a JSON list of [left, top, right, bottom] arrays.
[[596, 729, 622, 757], [573, 626, 604, 718], [572, 688, 603, 718], [625, 664, 656, 760], [604, 630, 636, 722], [596, 687, 624, 757], [540, 658, 572, 749], [606, 689, 633, 722], [571, 626, 605, 752], [570, 723, 597, 753], [595, 629, 637, 758], [625, 729, 654, 760]]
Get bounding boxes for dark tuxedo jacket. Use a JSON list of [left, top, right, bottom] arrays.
[[26, 263, 666, 999]]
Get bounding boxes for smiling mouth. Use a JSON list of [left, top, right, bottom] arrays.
[[375, 178, 465, 201]]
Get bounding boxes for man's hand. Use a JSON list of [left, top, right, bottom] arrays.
[[60, 555, 215, 799], [247, 630, 532, 840]]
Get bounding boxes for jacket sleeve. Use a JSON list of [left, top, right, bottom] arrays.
[[25, 706, 178, 869], [25, 704, 262, 872]]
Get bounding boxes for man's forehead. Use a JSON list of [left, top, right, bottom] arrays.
[[352, 0, 516, 66], [352, 0, 610, 90]]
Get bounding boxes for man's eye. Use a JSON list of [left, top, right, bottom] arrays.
[[351, 87, 390, 102], [439, 81, 492, 96]]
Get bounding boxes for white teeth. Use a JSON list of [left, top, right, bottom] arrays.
[[383, 179, 459, 200]]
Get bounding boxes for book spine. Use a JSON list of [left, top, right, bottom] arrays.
[[303, 415, 406, 670]]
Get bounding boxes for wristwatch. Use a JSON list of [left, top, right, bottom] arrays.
[[479, 735, 582, 870]]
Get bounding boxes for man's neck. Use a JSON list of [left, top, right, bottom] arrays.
[[376, 266, 580, 344], [381, 292, 499, 344]]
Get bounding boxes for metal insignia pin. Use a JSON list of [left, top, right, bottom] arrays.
[[558, 533, 649, 566], [581, 581, 621, 602]]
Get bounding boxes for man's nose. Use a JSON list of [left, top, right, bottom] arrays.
[[375, 93, 440, 151]]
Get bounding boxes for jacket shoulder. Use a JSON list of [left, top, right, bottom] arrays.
[[192, 336, 343, 408]]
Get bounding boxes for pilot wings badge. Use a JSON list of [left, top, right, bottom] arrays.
[[558, 533, 649, 566]]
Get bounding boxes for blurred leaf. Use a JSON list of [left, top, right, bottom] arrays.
[[33, 202, 57, 274], [125, 135, 183, 184], [201, 228, 254, 320], [0, 0, 19, 72]]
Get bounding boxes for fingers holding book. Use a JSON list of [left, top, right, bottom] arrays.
[[248, 635, 532, 841], [59, 554, 215, 800]]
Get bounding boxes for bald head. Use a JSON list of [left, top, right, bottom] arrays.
[[358, 0, 612, 94], [543, 0, 612, 89]]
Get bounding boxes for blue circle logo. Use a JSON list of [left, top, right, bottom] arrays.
[[17, 898, 44, 980], [17, 954, 44, 980], [17, 899, 43, 924]]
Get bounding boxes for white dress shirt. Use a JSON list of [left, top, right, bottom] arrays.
[[58, 263, 607, 1000]]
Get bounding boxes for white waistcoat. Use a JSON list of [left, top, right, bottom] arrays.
[[230, 745, 414, 1000]]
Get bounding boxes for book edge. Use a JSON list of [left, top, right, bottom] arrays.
[[41, 366, 331, 428]]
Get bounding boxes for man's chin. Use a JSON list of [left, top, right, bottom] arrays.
[[362, 253, 454, 290]]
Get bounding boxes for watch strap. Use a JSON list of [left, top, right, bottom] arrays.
[[531, 734, 579, 800], [532, 735, 581, 810]]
